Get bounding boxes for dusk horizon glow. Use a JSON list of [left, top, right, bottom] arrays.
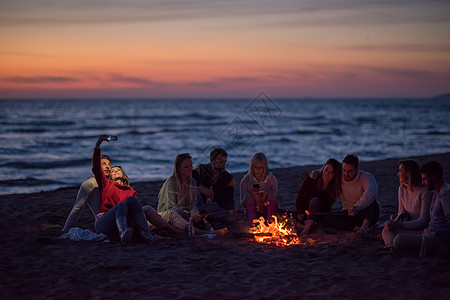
[[1, 0, 449, 99]]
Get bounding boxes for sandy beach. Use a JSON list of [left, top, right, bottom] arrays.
[[1, 152, 449, 299]]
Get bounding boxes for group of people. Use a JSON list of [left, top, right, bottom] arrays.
[[62, 135, 449, 256], [294, 155, 449, 256]]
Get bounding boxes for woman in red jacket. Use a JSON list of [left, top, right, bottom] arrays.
[[93, 135, 159, 244]]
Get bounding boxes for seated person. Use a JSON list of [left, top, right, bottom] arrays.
[[62, 154, 111, 233], [382, 160, 431, 248], [192, 147, 235, 224], [157, 153, 228, 236], [240, 152, 278, 221], [295, 158, 342, 235], [393, 161, 450, 257]]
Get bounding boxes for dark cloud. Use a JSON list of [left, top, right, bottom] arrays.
[[340, 44, 450, 52], [190, 75, 280, 88], [1, 0, 449, 27], [1, 76, 79, 84], [360, 66, 435, 78], [107, 74, 154, 85]]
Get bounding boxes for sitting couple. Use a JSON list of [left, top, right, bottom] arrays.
[[385, 160, 449, 257], [295, 154, 380, 236]]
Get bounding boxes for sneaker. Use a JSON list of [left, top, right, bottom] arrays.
[[140, 231, 162, 245]]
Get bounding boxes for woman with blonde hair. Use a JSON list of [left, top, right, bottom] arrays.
[[158, 153, 200, 219], [240, 152, 278, 221]]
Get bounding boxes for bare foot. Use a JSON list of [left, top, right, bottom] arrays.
[[300, 220, 313, 236], [214, 228, 228, 236]]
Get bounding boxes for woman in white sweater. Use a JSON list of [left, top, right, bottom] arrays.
[[382, 159, 432, 248]]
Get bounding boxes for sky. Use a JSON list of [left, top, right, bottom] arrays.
[[0, 0, 449, 99]]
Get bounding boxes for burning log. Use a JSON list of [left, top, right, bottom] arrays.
[[248, 216, 302, 247]]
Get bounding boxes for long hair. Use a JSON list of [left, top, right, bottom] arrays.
[[319, 158, 342, 200], [399, 159, 422, 188], [172, 153, 194, 207], [112, 165, 133, 190], [248, 152, 270, 180]]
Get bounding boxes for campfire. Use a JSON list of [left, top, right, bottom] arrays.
[[248, 215, 302, 247]]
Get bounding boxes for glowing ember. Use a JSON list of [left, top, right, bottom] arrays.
[[248, 216, 302, 247]]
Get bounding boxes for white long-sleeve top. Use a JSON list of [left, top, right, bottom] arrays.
[[397, 186, 431, 230], [157, 176, 200, 214], [341, 170, 378, 211]]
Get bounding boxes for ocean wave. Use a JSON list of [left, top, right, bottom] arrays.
[[295, 130, 316, 135], [426, 131, 448, 135], [0, 177, 62, 187], [119, 113, 222, 121], [7, 128, 47, 133], [21, 120, 77, 127], [126, 129, 159, 135], [355, 116, 379, 124], [0, 158, 91, 169], [294, 128, 343, 136]]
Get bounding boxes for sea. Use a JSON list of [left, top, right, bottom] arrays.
[[1, 97, 449, 196]]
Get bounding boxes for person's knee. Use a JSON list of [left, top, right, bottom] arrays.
[[125, 196, 139, 205], [125, 196, 142, 212], [142, 205, 158, 218], [393, 234, 407, 249]]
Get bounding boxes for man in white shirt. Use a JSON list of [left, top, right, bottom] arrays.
[[341, 154, 380, 234]]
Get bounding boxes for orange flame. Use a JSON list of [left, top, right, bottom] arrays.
[[248, 216, 302, 247]]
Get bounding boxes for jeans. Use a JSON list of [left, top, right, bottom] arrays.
[[94, 196, 143, 240]]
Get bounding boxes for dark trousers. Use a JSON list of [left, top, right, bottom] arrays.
[[322, 201, 380, 231], [95, 196, 143, 240]]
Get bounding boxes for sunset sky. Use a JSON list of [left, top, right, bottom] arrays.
[[1, 0, 449, 99]]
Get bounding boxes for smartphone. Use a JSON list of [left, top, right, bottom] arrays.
[[253, 184, 260, 189], [107, 135, 118, 141]]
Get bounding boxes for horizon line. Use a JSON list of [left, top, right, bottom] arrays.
[[1, 93, 449, 101]]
